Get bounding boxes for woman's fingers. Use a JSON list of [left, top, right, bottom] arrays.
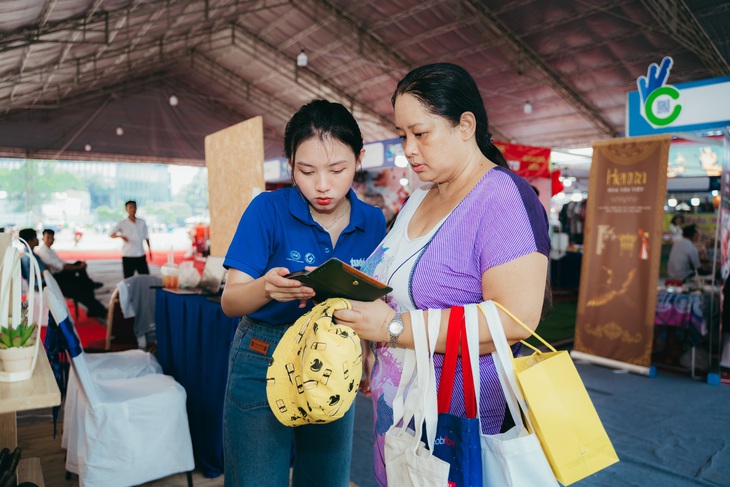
[[334, 304, 391, 343], [263, 268, 316, 302], [333, 307, 362, 324]]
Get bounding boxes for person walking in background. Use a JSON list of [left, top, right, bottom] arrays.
[[220, 99, 386, 487], [110, 200, 151, 278], [37, 228, 107, 318], [331, 63, 551, 485]]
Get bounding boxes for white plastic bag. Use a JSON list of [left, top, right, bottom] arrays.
[[177, 261, 200, 289]]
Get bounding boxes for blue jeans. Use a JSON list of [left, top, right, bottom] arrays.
[[223, 318, 355, 487]]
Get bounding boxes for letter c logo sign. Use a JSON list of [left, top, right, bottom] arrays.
[[644, 86, 681, 126]]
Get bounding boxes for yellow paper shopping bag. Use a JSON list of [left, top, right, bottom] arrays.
[[495, 302, 619, 486]]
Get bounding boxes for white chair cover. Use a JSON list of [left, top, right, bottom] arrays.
[[44, 271, 194, 486]]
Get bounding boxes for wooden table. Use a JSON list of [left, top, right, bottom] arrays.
[[0, 347, 61, 449]]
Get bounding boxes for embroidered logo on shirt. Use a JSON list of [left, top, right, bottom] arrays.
[[249, 338, 269, 355]]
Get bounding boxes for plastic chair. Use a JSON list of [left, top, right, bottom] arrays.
[[44, 272, 194, 486]]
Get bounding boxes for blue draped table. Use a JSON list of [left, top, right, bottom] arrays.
[[155, 290, 239, 478]]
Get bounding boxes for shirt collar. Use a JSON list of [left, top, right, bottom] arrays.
[[288, 187, 367, 232]]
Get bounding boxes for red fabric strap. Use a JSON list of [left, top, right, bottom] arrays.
[[437, 306, 478, 416], [437, 306, 463, 413]]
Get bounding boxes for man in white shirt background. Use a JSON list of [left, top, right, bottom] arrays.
[[110, 200, 152, 278], [38, 228, 107, 319]]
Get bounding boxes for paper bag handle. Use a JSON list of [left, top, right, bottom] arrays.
[[492, 301, 557, 354]]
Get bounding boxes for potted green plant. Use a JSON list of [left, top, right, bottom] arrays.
[[0, 304, 38, 373]]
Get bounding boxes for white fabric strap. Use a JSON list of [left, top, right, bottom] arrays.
[[407, 309, 432, 450], [389, 308, 444, 452], [390, 326, 416, 428], [391, 309, 425, 437], [472, 301, 534, 433], [423, 308, 441, 450], [463, 304, 481, 413]]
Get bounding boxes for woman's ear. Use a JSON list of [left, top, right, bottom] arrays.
[[459, 112, 477, 140], [356, 148, 365, 169]]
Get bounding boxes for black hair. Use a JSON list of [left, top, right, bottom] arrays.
[[391, 63, 508, 168], [671, 214, 684, 225], [682, 224, 697, 239], [283, 99, 364, 180], [18, 228, 37, 243], [42, 228, 55, 237], [125, 200, 136, 207]]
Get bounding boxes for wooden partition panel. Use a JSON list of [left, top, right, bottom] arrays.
[[205, 116, 265, 257]]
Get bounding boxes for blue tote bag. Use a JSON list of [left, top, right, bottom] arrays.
[[432, 306, 483, 487]]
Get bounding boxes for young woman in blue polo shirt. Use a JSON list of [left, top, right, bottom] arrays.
[[221, 99, 386, 487]]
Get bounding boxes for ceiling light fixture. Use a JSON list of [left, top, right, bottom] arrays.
[[84, 144, 92, 152], [169, 95, 178, 106], [523, 100, 533, 114], [116, 127, 124, 136], [297, 49, 308, 67]]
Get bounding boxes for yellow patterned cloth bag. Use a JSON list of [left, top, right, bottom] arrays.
[[266, 298, 362, 427]]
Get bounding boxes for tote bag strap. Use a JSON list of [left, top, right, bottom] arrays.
[[392, 310, 426, 434], [437, 306, 476, 418], [390, 308, 442, 452], [391, 316, 417, 429], [472, 301, 533, 434], [403, 308, 432, 450], [463, 304, 480, 405], [493, 301, 557, 354], [422, 308, 441, 451]]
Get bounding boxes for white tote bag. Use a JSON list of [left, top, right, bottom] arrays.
[[465, 302, 557, 487], [384, 309, 450, 486]]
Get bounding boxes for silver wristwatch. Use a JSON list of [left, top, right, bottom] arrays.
[[387, 312, 404, 348]]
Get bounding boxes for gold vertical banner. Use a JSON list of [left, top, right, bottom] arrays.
[[572, 135, 670, 373]]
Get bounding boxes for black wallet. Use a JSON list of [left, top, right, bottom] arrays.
[[286, 258, 392, 301]]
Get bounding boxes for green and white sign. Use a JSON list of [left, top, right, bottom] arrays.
[[627, 57, 730, 136]]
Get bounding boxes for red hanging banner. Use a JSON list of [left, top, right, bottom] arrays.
[[493, 142, 551, 179]]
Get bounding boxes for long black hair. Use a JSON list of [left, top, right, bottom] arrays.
[[391, 63, 508, 168], [283, 99, 363, 179]]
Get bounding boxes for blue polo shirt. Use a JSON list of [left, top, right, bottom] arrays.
[[224, 187, 386, 326]]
